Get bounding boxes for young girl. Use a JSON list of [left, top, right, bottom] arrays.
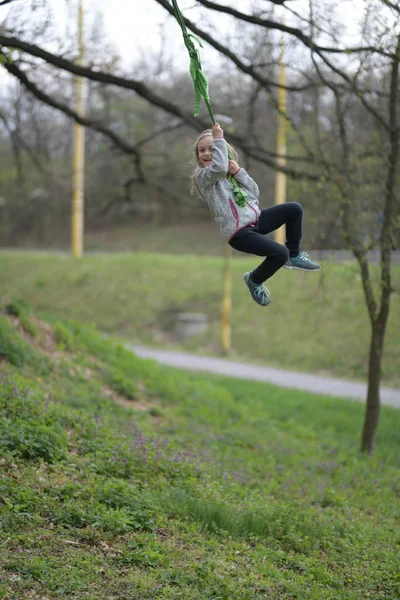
[[192, 122, 320, 306]]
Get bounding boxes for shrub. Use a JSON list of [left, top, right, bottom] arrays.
[[0, 316, 33, 367], [0, 378, 67, 462], [5, 301, 26, 318], [19, 314, 38, 338], [53, 322, 75, 350], [53, 497, 155, 534], [106, 368, 138, 400], [0, 419, 66, 462], [94, 478, 156, 531], [118, 535, 169, 567]]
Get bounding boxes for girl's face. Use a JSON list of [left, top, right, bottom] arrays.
[[197, 135, 214, 167]]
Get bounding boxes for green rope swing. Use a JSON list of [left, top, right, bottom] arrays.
[[170, 0, 248, 208]]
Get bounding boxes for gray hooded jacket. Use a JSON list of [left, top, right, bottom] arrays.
[[193, 138, 261, 242]]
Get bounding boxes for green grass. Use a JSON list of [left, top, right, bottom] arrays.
[[0, 302, 399, 599], [85, 223, 227, 255], [1, 251, 399, 386], [13, 223, 227, 255]]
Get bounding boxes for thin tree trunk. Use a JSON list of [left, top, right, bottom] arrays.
[[361, 321, 385, 454], [361, 33, 400, 453]]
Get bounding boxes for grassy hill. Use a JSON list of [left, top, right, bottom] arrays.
[[0, 300, 399, 599], [1, 251, 399, 386]]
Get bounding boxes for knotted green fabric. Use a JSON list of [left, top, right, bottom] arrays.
[[170, 0, 248, 208], [227, 175, 248, 208]]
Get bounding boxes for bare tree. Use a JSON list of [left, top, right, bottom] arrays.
[[153, 0, 400, 454]]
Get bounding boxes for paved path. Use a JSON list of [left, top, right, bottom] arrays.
[[129, 345, 400, 409]]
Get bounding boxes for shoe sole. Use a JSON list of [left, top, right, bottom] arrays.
[[283, 265, 321, 271], [243, 274, 270, 307]]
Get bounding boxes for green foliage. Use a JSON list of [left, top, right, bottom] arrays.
[[19, 313, 38, 338], [0, 418, 65, 462], [106, 367, 138, 399], [0, 315, 50, 376], [52, 500, 152, 534], [1, 252, 399, 385], [167, 488, 362, 555], [92, 479, 156, 532], [0, 315, 35, 367], [148, 406, 164, 417], [118, 535, 169, 568], [0, 377, 67, 462], [53, 321, 75, 350], [5, 301, 23, 317], [0, 308, 399, 599], [1, 300, 38, 336]]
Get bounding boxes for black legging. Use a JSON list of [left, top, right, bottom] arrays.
[[229, 202, 303, 284]]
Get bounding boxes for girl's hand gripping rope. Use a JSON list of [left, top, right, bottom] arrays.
[[228, 160, 240, 175], [212, 122, 224, 138]]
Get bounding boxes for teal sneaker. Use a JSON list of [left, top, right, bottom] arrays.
[[284, 251, 320, 271], [243, 272, 270, 306]]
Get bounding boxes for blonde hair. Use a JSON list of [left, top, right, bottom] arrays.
[[190, 129, 239, 195]]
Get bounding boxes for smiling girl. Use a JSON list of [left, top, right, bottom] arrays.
[[191, 123, 320, 307]]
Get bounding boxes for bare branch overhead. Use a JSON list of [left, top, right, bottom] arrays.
[[154, 0, 390, 156], [154, 0, 321, 159], [381, 0, 400, 14], [259, 0, 294, 4], [154, 0, 319, 93], [0, 52, 146, 182], [193, 0, 394, 57], [0, 40, 321, 179]]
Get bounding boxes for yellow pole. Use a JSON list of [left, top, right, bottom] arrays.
[[274, 33, 287, 245], [220, 243, 232, 354], [71, 0, 85, 258]]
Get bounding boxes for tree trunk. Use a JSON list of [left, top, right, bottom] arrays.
[[361, 34, 400, 454], [361, 320, 386, 454]]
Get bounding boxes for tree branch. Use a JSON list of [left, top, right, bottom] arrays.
[[154, 0, 317, 94], [0, 54, 147, 181], [381, 0, 400, 14], [0, 38, 322, 180], [169, 0, 390, 132], [135, 122, 185, 149], [170, 0, 390, 132], [0, 34, 203, 127], [194, 0, 394, 57], [0, 105, 47, 176], [154, 0, 318, 160], [311, 51, 390, 132], [260, 0, 294, 4]]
